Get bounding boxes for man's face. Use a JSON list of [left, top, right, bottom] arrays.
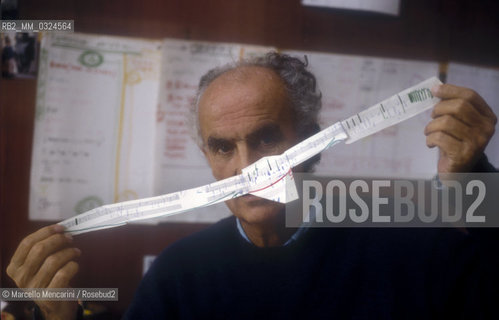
[[198, 66, 299, 226]]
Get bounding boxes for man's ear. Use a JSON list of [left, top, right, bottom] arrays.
[[298, 123, 321, 141], [307, 123, 321, 137]]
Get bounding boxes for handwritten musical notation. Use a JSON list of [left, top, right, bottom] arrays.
[[30, 33, 162, 220]]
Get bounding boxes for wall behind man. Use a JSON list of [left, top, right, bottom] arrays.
[[1, 0, 498, 317]]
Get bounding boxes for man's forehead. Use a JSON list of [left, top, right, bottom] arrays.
[[200, 66, 287, 102], [199, 66, 290, 117], [197, 65, 294, 141]]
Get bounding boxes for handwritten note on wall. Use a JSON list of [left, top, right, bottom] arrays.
[[31, 33, 161, 220], [285, 50, 439, 178]]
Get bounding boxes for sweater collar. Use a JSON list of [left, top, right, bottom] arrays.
[[235, 217, 309, 247]]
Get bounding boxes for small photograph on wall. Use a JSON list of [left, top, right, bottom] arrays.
[[1, 32, 38, 79]]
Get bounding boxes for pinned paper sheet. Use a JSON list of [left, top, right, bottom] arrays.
[[30, 33, 162, 221], [286, 50, 440, 179], [59, 77, 441, 235], [302, 0, 400, 16]]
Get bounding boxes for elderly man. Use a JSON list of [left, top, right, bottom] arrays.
[[7, 53, 497, 319]]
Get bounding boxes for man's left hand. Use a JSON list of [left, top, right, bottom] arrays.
[[425, 84, 497, 173]]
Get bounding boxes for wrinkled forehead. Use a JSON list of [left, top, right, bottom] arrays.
[[197, 66, 295, 140], [198, 66, 290, 117], [203, 66, 286, 98]]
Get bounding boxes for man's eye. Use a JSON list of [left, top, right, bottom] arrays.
[[259, 135, 278, 147], [215, 143, 233, 155]]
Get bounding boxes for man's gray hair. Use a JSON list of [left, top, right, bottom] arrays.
[[190, 52, 322, 170]]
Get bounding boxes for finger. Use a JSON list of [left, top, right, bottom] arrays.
[[431, 84, 496, 119], [20, 233, 73, 281], [431, 99, 486, 127], [47, 261, 79, 288], [426, 131, 462, 153], [31, 248, 81, 288], [9, 225, 65, 270], [425, 115, 471, 142]]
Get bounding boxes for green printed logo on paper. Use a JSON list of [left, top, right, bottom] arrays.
[[408, 88, 433, 103], [75, 196, 104, 214], [78, 50, 103, 68]]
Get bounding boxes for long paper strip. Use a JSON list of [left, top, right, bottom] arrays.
[[59, 77, 442, 235]]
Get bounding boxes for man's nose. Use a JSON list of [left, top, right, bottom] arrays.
[[234, 143, 259, 175]]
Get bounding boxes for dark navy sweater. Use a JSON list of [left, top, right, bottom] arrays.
[[124, 215, 498, 319], [120, 155, 498, 319], [123, 156, 498, 319]]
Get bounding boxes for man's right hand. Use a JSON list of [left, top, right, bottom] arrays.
[[6, 224, 81, 320]]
